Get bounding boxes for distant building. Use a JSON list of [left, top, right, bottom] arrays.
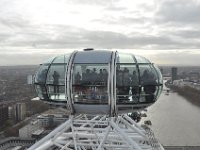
[[0, 104, 9, 127], [171, 67, 178, 83], [189, 72, 200, 82], [8, 105, 14, 120], [27, 75, 33, 85], [37, 114, 68, 127], [15, 103, 26, 121]]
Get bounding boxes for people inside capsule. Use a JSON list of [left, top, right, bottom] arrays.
[[116, 67, 138, 103], [52, 71, 60, 98], [35, 68, 48, 100], [131, 70, 139, 102], [75, 72, 81, 84], [116, 65, 158, 103], [73, 66, 108, 103], [91, 68, 97, 83], [141, 69, 157, 103], [37, 68, 48, 84]]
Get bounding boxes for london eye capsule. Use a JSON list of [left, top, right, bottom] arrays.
[[34, 49, 163, 116]]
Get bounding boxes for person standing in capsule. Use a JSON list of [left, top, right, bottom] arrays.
[[53, 71, 60, 98]]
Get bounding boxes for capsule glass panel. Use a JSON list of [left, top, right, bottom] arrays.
[[117, 53, 136, 63], [35, 85, 48, 100], [44, 54, 70, 102], [116, 53, 139, 104], [139, 64, 160, 103], [154, 65, 163, 84], [52, 54, 70, 64], [46, 65, 65, 101], [34, 65, 49, 84], [74, 51, 112, 64], [43, 57, 55, 64], [135, 55, 150, 63], [153, 65, 163, 98], [72, 64, 109, 104], [116, 64, 139, 104]]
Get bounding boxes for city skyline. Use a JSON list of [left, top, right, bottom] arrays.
[[1, 0, 200, 65]]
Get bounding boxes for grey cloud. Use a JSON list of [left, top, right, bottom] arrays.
[[104, 5, 126, 11], [149, 51, 200, 66], [168, 30, 200, 39], [0, 33, 11, 42], [118, 16, 148, 24], [21, 26, 174, 49], [0, 17, 30, 29], [1, 23, 200, 50], [67, 0, 116, 6], [92, 16, 118, 24], [0, 16, 38, 46], [156, 0, 200, 24], [66, 29, 200, 49], [92, 15, 149, 26], [0, 52, 56, 66], [1, 0, 200, 54], [152, 28, 200, 48]]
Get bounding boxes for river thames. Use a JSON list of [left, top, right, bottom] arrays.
[[142, 83, 200, 146]]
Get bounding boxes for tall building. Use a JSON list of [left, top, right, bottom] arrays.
[[15, 103, 26, 121], [0, 104, 9, 127], [171, 67, 178, 83]]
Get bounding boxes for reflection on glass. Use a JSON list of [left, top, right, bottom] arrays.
[[43, 57, 55, 64], [52, 55, 65, 63], [139, 64, 160, 103], [117, 53, 136, 63], [35, 65, 48, 84], [46, 65, 65, 85], [72, 64, 108, 104], [154, 65, 163, 84], [35, 85, 48, 100], [139, 65, 158, 85], [135, 55, 150, 63], [52, 54, 70, 64]]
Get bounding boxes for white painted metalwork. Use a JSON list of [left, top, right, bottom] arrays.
[[66, 51, 77, 114], [28, 114, 164, 150], [110, 51, 116, 116]]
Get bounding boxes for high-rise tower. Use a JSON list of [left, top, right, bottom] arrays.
[[171, 67, 178, 83]]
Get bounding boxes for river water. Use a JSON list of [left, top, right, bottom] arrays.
[[142, 83, 200, 146]]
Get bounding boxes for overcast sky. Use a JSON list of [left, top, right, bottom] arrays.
[[0, 0, 200, 66]]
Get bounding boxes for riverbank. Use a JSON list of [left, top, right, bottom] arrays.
[[144, 85, 200, 146], [170, 85, 200, 107]]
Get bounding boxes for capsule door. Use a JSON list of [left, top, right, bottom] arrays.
[[71, 51, 112, 114]]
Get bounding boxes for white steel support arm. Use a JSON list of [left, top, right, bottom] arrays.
[[28, 118, 72, 150], [27, 114, 164, 150], [110, 118, 143, 150], [97, 125, 111, 150]]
